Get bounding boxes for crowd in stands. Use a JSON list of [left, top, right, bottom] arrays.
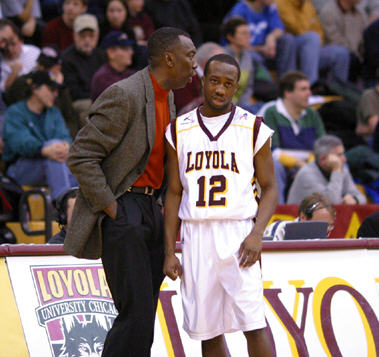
[[0, 0, 378, 240]]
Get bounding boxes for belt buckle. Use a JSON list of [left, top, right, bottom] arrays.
[[145, 187, 152, 195]]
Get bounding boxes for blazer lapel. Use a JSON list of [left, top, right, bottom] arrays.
[[143, 68, 156, 150]]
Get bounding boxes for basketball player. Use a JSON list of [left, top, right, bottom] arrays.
[[163, 54, 278, 357]]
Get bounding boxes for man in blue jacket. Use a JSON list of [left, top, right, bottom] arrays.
[[3, 70, 77, 201]]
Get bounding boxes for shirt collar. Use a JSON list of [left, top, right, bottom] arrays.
[[275, 98, 306, 135]]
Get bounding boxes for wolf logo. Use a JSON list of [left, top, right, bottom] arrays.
[[59, 315, 113, 357]]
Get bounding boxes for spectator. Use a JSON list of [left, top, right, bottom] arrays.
[[4, 45, 81, 139], [222, 17, 261, 113], [101, 0, 132, 38], [1, 0, 43, 44], [3, 70, 77, 200], [41, 0, 88, 51], [61, 13, 105, 126], [357, 211, 379, 237], [126, 0, 154, 45], [314, 0, 379, 24], [264, 192, 336, 240], [276, 0, 350, 85], [91, 31, 135, 101], [319, 0, 367, 82], [356, 83, 379, 141], [264, 71, 326, 203], [101, 0, 147, 69], [287, 134, 367, 204], [223, 0, 297, 78], [48, 186, 78, 244], [145, 0, 202, 47], [0, 19, 40, 92]]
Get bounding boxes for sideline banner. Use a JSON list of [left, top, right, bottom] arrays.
[[4, 244, 379, 357]]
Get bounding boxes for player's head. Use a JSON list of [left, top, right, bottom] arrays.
[[147, 27, 197, 89], [202, 54, 240, 113], [299, 193, 336, 235]]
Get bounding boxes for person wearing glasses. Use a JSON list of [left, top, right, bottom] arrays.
[[264, 192, 336, 240]]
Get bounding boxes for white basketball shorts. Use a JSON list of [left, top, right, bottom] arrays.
[[180, 219, 266, 340]]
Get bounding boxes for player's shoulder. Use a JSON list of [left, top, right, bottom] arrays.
[[175, 107, 199, 129], [231, 106, 259, 129]]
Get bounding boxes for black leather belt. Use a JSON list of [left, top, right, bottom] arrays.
[[126, 186, 155, 195]]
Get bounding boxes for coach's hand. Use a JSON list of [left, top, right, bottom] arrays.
[[163, 254, 182, 280], [238, 232, 262, 268], [104, 201, 118, 220]]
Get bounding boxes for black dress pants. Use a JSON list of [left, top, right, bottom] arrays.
[[101, 192, 165, 357]]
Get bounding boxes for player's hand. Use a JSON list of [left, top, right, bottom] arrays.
[[238, 232, 262, 268], [163, 254, 182, 280]]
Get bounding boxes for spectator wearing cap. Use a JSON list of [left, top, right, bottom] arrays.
[[61, 13, 105, 126], [2, 70, 77, 200], [0, 18, 40, 92], [90, 31, 135, 101], [41, 0, 88, 51], [4, 45, 81, 138]]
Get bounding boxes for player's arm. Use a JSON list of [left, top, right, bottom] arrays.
[[239, 139, 278, 268], [163, 139, 183, 280]]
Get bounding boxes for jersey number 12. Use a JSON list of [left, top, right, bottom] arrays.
[[196, 175, 227, 207]]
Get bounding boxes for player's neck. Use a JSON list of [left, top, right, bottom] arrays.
[[200, 103, 233, 118]]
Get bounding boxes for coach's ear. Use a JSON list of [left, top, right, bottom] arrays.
[[165, 51, 175, 68]]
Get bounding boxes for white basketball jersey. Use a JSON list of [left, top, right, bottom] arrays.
[[166, 105, 273, 221]]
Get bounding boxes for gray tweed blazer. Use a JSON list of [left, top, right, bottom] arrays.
[[64, 67, 176, 259]]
